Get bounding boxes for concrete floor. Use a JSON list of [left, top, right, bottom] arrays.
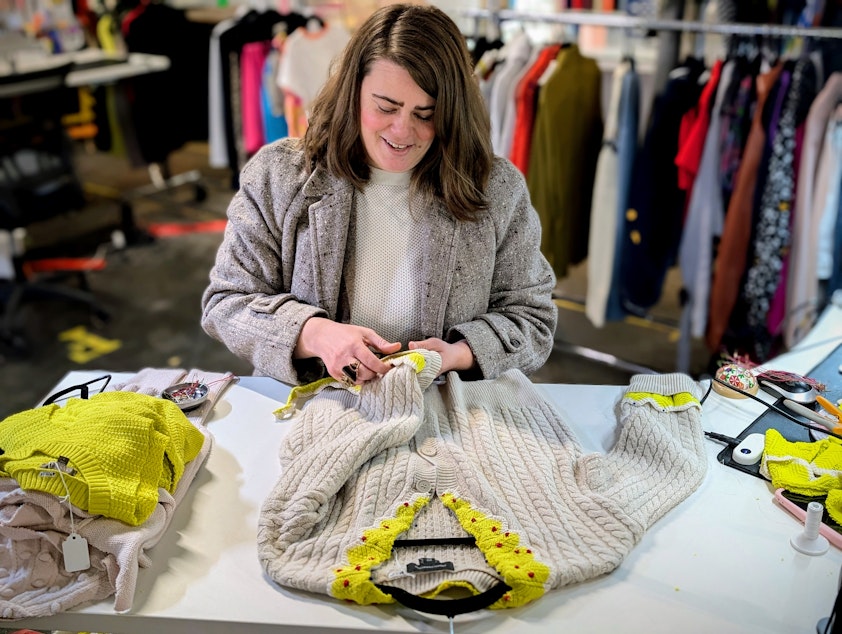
[[0, 141, 711, 420]]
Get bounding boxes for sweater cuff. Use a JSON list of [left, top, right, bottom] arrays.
[[627, 373, 700, 399]]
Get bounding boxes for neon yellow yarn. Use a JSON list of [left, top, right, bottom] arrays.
[[274, 350, 427, 419], [0, 391, 205, 526], [762, 428, 842, 524], [332, 497, 429, 604], [331, 492, 550, 608], [625, 391, 699, 409]]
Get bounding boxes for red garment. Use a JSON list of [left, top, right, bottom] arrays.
[[121, 0, 149, 38], [675, 60, 724, 194], [509, 43, 561, 176]]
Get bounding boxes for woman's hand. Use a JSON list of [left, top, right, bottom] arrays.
[[294, 317, 401, 384], [408, 338, 475, 376]]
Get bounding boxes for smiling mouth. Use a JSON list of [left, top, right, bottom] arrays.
[[383, 138, 410, 150]]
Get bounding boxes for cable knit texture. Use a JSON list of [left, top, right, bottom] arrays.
[[258, 351, 707, 610]]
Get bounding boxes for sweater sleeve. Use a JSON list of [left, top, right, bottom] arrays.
[[200, 140, 327, 385], [578, 373, 708, 532]]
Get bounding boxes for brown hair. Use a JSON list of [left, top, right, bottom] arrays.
[[303, 3, 493, 221]]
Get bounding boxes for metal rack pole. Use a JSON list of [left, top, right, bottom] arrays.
[[457, 8, 842, 39]]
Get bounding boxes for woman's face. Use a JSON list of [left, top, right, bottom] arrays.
[[359, 59, 436, 173]]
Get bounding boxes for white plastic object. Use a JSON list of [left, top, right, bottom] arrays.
[[791, 501, 829, 556], [111, 229, 127, 250], [731, 433, 765, 466]]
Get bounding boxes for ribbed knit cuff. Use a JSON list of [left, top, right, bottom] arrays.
[[627, 373, 700, 399]]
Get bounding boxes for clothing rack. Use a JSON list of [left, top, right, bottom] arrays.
[[458, 8, 842, 40], [458, 7, 842, 377]]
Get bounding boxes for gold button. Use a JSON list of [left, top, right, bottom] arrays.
[[630, 230, 641, 245], [626, 208, 638, 221]]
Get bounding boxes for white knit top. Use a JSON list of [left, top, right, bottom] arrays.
[[348, 167, 425, 346]]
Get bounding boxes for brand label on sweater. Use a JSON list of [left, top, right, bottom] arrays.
[[406, 557, 455, 574]]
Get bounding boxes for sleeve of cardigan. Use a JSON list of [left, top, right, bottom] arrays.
[[200, 142, 327, 385], [577, 373, 708, 530]]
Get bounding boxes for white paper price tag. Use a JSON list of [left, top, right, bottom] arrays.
[[62, 533, 90, 572]]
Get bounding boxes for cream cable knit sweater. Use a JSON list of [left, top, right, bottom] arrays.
[[258, 351, 707, 611]]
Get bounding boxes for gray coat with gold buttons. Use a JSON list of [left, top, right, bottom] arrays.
[[201, 137, 557, 385]]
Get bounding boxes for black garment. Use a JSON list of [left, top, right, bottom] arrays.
[[619, 56, 706, 315], [470, 35, 504, 67], [216, 10, 306, 189], [123, 3, 214, 166]]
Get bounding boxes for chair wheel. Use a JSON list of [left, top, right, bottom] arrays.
[[194, 184, 207, 203]]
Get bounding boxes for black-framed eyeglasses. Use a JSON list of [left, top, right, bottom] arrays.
[[42, 374, 112, 406]]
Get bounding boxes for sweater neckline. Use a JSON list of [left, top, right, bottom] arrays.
[[369, 166, 411, 188]]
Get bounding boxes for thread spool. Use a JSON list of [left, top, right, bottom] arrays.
[[791, 501, 829, 555]]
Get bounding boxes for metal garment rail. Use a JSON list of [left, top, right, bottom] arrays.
[[457, 8, 842, 39]]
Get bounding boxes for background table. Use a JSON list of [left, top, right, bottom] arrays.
[[12, 303, 842, 633]]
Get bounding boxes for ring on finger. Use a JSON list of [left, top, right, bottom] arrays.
[[342, 360, 359, 383], [339, 373, 355, 388]]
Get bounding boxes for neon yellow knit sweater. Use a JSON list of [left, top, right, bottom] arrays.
[[0, 391, 205, 526]]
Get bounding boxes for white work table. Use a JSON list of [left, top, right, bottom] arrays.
[[11, 304, 842, 633]]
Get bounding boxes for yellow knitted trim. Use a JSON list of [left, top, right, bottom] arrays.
[[763, 428, 842, 496], [421, 580, 480, 598], [827, 490, 842, 526], [331, 491, 548, 609], [625, 391, 699, 409], [274, 351, 428, 419], [332, 496, 430, 604], [274, 377, 359, 419], [441, 493, 549, 609]]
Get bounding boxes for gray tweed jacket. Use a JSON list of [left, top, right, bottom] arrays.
[[201, 138, 557, 385]]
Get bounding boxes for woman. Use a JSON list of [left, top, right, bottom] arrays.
[[201, 3, 557, 387]]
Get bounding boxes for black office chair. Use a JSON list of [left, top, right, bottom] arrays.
[[0, 61, 110, 354]]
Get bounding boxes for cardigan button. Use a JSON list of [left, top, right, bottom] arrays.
[[415, 479, 433, 493]]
